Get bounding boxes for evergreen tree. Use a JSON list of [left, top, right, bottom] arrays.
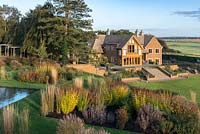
[[53, 0, 93, 64], [22, 2, 66, 60]]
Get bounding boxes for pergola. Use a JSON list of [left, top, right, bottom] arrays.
[[0, 44, 22, 57]]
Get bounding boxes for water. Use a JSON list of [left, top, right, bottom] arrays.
[[0, 87, 34, 109]]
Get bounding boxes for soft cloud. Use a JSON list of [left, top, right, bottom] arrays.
[[174, 9, 200, 20]]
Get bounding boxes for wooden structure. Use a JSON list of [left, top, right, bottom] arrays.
[[89, 30, 163, 66], [0, 44, 22, 57]]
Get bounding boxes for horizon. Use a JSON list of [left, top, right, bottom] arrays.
[[1, 0, 200, 37]]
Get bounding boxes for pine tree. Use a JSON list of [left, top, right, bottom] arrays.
[[53, 0, 93, 64]]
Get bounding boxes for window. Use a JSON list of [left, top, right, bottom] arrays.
[[149, 49, 153, 54], [128, 45, 135, 53], [132, 45, 135, 53], [119, 50, 122, 56], [156, 49, 160, 54], [124, 58, 126, 65]]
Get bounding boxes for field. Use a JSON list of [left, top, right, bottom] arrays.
[[166, 41, 200, 57], [128, 76, 200, 105]]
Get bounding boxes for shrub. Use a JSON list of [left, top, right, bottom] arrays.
[[0, 66, 6, 80], [16, 108, 29, 134], [132, 89, 173, 112], [73, 77, 83, 89], [82, 105, 107, 125], [0, 59, 6, 66], [41, 85, 56, 116], [170, 95, 199, 114], [59, 68, 82, 80], [111, 85, 129, 106], [115, 107, 129, 129], [165, 113, 200, 134], [57, 114, 84, 134], [57, 114, 110, 134], [77, 89, 90, 112], [61, 90, 78, 114], [10, 60, 22, 70], [18, 70, 38, 83], [87, 76, 106, 91], [158, 120, 174, 134], [102, 88, 113, 106], [3, 105, 15, 134], [132, 90, 147, 111], [55, 89, 65, 113], [2, 105, 29, 134], [136, 105, 163, 132], [18, 65, 58, 84], [51, 67, 58, 85]]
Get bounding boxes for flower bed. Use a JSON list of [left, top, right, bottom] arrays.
[[41, 77, 200, 134]]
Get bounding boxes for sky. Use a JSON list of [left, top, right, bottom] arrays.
[[1, 0, 200, 37]]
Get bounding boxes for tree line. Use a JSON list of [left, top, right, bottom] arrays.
[[0, 0, 94, 65]]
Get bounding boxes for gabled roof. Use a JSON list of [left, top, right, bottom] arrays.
[[89, 34, 157, 52], [103, 35, 132, 48], [88, 35, 106, 53], [135, 34, 154, 47]]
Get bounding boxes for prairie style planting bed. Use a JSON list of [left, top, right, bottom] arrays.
[[0, 80, 138, 134]]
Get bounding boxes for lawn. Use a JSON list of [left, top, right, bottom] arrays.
[[0, 80, 46, 89], [128, 76, 200, 105], [166, 42, 200, 57], [0, 80, 139, 134]]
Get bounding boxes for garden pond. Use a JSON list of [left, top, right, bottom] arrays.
[[0, 87, 34, 108]]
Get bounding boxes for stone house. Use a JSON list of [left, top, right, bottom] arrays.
[[88, 30, 163, 66]]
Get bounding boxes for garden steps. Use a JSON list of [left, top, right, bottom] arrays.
[[67, 64, 106, 76], [144, 67, 170, 80]]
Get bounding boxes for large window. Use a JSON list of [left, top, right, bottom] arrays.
[[128, 45, 135, 53]]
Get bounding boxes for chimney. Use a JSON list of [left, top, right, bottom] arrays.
[[135, 29, 139, 37], [139, 30, 144, 36], [106, 28, 110, 35]]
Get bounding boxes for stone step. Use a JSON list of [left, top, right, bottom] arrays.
[[144, 67, 170, 80]]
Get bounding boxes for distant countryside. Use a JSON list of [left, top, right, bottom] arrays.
[[166, 41, 200, 57]]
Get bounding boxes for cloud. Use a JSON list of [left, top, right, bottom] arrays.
[[174, 8, 200, 20]]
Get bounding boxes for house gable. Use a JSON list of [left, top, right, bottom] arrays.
[[145, 37, 163, 49], [145, 36, 163, 65], [122, 35, 144, 50]]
